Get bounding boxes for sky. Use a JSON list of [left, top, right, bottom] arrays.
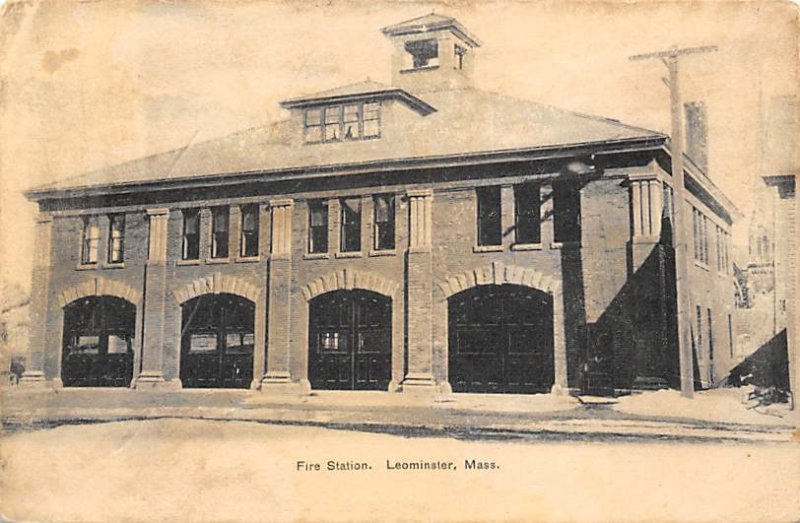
[[0, 0, 797, 290]]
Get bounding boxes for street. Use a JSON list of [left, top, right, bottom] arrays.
[[2, 418, 799, 522]]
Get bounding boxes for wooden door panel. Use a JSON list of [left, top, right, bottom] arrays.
[[309, 291, 391, 391], [449, 285, 554, 394]]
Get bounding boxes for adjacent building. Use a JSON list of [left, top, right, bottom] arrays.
[[20, 14, 739, 396]]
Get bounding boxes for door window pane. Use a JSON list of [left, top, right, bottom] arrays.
[[320, 331, 341, 351], [107, 334, 130, 354], [189, 333, 217, 353], [226, 332, 254, 354], [73, 335, 100, 354], [357, 331, 387, 354]]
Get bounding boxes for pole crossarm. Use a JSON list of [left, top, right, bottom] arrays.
[[629, 45, 719, 61]]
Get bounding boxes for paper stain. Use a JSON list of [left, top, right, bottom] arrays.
[[792, 429, 800, 443], [41, 48, 79, 74]]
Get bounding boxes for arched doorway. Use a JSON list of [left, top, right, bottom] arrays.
[[62, 296, 136, 387], [180, 293, 255, 389], [448, 284, 553, 393], [308, 290, 391, 390]]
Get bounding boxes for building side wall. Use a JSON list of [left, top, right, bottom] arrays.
[[681, 190, 737, 386]]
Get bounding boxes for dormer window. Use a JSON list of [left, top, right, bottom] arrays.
[[304, 101, 381, 144], [405, 39, 439, 69], [324, 106, 341, 141]]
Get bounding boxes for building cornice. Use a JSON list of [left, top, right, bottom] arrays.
[[25, 136, 666, 203], [656, 145, 742, 224]]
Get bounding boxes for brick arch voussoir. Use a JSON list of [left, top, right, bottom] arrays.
[[302, 269, 399, 301], [58, 276, 142, 308], [437, 261, 560, 301], [173, 272, 261, 305]]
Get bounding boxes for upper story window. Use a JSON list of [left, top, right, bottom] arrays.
[[340, 197, 362, 253], [305, 101, 381, 144], [81, 215, 100, 265], [707, 307, 714, 361], [211, 206, 230, 259], [553, 183, 581, 243], [405, 38, 439, 69], [715, 225, 724, 272], [324, 106, 341, 142], [553, 183, 581, 244], [107, 214, 125, 264], [308, 200, 329, 254], [696, 305, 703, 352], [719, 228, 730, 274], [373, 194, 395, 251], [240, 204, 259, 258], [692, 207, 709, 265], [182, 209, 200, 261], [476, 186, 501, 247], [514, 183, 541, 245]]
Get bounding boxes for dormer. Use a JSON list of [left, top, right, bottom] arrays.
[[280, 80, 436, 146], [381, 14, 481, 94]]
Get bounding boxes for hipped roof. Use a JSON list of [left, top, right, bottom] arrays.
[[27, 86, 665, 199]]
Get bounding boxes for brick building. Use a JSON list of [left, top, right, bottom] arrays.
[[21, 14, 738, 396]]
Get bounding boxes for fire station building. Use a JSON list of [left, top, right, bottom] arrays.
[[21, 15, 738, 395]]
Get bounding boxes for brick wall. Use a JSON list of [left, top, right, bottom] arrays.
[[29, 153, 739, 394]]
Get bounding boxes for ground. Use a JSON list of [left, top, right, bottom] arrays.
[[2, 418, 799, 522], [1, 386, 799, 521]]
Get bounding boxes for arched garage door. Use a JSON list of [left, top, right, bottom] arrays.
[[448, 284, 553, 394], [61, 296, 135, 387], [180, 293, 255, 389], [309, 290, 391, 390]]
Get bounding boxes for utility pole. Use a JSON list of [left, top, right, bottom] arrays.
[[630, 45, 718, 398]]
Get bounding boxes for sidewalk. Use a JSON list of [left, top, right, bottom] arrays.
[[2, 386, 797, 443]]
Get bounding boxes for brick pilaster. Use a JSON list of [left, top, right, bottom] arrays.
[[134, 208, 175, 389], [20, 214, 53, 387], [263, 199, 306, 393], [251, 203, 270, 389], [551, 283, 569, 394], [403, 189, 436, 393]]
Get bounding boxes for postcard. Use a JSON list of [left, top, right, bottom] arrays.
[[1, 1, 798, 521]]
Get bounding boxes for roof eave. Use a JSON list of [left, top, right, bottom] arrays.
[[26, 135, 665, 202], [280, 89, 437, 116], [380, 18, 481, 48]]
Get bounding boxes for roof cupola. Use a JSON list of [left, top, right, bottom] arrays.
[[381, 13, 480, 93]]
